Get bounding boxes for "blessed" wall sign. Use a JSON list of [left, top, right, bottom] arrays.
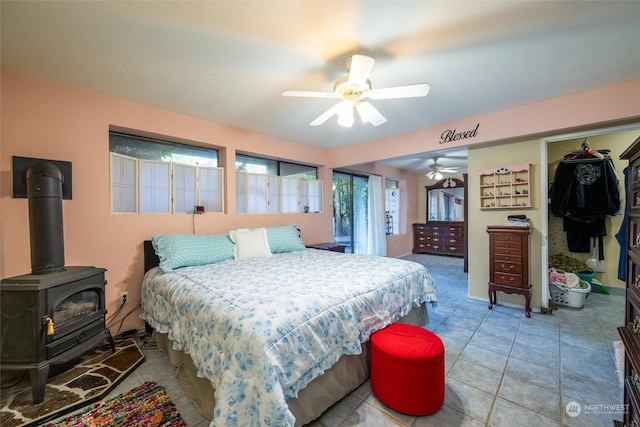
[[440, 123, 480, 144]]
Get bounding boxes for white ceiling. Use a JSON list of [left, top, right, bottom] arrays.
[[2, 1, 639, 172]]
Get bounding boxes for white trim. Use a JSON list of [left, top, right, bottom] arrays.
[[540, 122, 640, 309]]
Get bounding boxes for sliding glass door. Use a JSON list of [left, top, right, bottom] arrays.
[[333, 172, 368, 253]]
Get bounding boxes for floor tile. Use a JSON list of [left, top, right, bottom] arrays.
[[489, 397, 561, 427], [85, 253, 622, 427]]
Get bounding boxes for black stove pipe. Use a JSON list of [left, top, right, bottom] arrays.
[[26, 162, 65, 274]]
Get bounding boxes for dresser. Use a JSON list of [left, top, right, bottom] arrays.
[[617, 136, 640, 427], [486, 226, 531, 318], [413, 222, 465, 257]]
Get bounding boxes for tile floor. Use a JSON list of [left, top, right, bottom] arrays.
[[108, 254, 625, 426]]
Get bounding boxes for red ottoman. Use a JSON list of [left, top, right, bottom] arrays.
[[370, 323, 444, 415]]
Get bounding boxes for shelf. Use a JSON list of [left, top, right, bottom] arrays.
[[478, 164, 531, 210]]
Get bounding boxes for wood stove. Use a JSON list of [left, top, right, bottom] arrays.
[[0, 267, 114, 403], [0, 161, 114, 403]]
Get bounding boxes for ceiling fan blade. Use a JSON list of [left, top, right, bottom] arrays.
[[356, 102, 387, 126], [441, 168, 459, 173], [309, 103, 342, 126], [348, 55, 375, 87], [282, 90, 337, 99], [368, 83, 430, 100]]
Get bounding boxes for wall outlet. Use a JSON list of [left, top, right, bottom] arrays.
[[194, 205, 205, 214], [120, 291, 129, 305]]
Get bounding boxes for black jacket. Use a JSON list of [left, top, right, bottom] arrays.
[[549, 159, 620, 218]]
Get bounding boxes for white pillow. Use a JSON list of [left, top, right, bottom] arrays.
[[229, 228, 272, 261]]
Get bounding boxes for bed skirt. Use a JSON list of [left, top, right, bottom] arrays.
[[154, 303, 428, 426]]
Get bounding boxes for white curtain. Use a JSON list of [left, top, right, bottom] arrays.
[[367, 175, 387, 256]]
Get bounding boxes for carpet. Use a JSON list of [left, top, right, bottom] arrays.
[[0, 340, 145, 427], [42, 381, 186, 427]]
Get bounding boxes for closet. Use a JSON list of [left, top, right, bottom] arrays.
[[547, 135, 629, 295]]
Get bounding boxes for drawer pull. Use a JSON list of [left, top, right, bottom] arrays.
[[449, 239, 457, 243], [433, 245, 440, 249], [433, 232, 440, 236], [432, 238, 440, 242], [504, 256, 510, 261], [636, 233, 640, 246], [418, 237, 425, 241], [501, 263, 513, 271], [500, 276, 514, 283], [632, 370, 640, 386], [635, 275, 640, 289], [449, 247, 457, 251], [631, 420, 639, 427], [636, 195, 640, 207], [633, 316, 640, 333]]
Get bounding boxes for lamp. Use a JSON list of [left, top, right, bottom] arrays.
[[426, 171, 444, 180], [337, 100, 354, 127]]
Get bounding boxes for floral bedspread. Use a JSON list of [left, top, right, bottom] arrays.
[[140, 249, 437, 427]]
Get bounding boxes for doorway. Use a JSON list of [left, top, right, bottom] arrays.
[[332, 172, 368, 253], [540, 123, 640, 308]]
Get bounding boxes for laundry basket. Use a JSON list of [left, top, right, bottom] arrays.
[[549, 280, 591, 309]]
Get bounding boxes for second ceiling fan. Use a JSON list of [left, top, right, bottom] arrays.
[[426, 157, 459, 180], [283, 54, 429, 127]]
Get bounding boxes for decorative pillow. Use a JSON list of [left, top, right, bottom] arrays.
[[151, 233, 234, 272], [266, 224, 305, 253], [229, 228, 272, 261]]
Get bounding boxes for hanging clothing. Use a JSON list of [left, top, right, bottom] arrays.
[[563, 217, 606, 254], [549, 157, 620, 218]]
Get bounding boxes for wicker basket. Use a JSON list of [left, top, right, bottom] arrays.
[[549, 280, 591, 308]]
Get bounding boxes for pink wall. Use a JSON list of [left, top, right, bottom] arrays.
[[2, 70, 639, 333], [0, 71, 340, 333], [327, 78, 640, 168]]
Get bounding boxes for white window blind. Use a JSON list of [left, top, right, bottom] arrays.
[[141, 160, 171, 213], [111, 154, 223, 214], [173, 163, 197, 214], [110, 153, 138, 213], [199, 167, 224, 213], [281, 176, 298, 213], [301, 179, 323, 213], [247, 173, 268, 213], [236, 171, 323, 214], [268, 175, 281, 213]]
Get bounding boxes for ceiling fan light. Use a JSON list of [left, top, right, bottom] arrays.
[[435, 172, 443, 180], [337, 101, 354, 127]]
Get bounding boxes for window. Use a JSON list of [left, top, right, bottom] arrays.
[[235, 154, 322, 214], [109, 132, 223, 214], [333, 172, 368, 253], [385, 179, 400, 235]]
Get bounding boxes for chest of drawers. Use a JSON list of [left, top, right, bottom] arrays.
[[487, 226, 531, 317], [413, 222, 465, 257], [617, 136, 640, 426]]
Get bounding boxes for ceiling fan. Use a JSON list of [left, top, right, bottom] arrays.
[[425, 157, 459, 180], [282, 54, 429, 127]]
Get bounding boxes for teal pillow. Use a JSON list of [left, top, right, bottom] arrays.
[[266, 224, 305, 253], [151, 233, 234, 272]]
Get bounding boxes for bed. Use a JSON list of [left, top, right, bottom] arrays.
[[140, 225, 437, 427]]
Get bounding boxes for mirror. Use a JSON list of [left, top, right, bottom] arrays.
[[426, 178, 465, 222]]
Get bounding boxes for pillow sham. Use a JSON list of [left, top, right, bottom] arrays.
[[265, 223, 305, 253], [151, 233, 234, 272], [229, 228, 272, 261]]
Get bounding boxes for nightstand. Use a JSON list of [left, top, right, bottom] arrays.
[[306, 243, 347, 253]]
